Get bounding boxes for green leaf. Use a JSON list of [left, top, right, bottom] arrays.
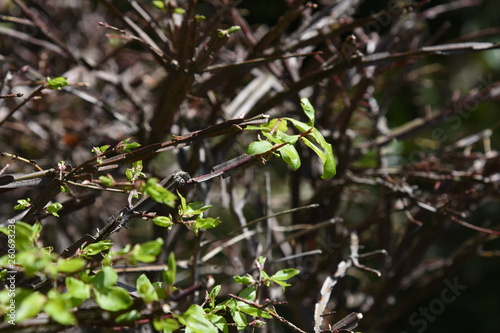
[[132, 238, 164, 263], [65, 276, 91, 301], [179, 200, 212, 218], [1, 221, 41, 252], [93, 286, 133, 311], [276, 131, 300, 144], [238, 305, 272, 319], [207, 314, 228, 333], [99, 175, 115, 187], [117, 309, 142, 323], [278, 144, 301, 170], [239, 286, 256, 301], [152, 1, 165, 10], [173, 7, 186, 14], [271, 268, 300, 281], [56, 258, 86, 273], [270, 268, 300, 291], [153, 281, 167, 300], [208, 285, 221, 308], [301, 135, 336, 179], [195, 216, 221, 230], [44, 297, 76, 325], [269, 278, 291, 290], [137, 274, 159, 303], [15, 290, 46, 322], [247, 141, 273, 155], [14, 198, 31, 210], [126, 160, 145, 181], [218, 26, 241, 37], [300, 97, 316, 125], [178, 304, 218, 333], [92, 266, 118, 289], [142, 178, 177, 207], [244, 118, 287, 132], [286, 117, 311, 133], [116, 139, 141, 153], [153, 317, 180, 331], [226, 26, 241, 34], [228, 301, 247, 330], [46, 76, 68, 90], [153, 215, 174, 228], [163, 252, 177, 285], [92, 145, 110, 164], [83, 240, 113, 257], [46, 202, 63, 217], [233, 275, 254, 285]]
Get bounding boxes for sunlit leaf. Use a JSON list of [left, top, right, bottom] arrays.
[[300, 97, 316, 125], [153, 215, 173, 228], [93, 286, 133, 311], [178, 304, 218, 333], [247, 141, 273, 155], [279, 144, 301, 170], [44, 298, 76, 325], [137, 274, 159, 303], [14, 290, 46, 322], [56, 258, 86, 273], [46, 76, 68, 90]]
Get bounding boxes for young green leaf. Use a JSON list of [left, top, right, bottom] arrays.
[[117, 310, 142, 323], [65, 276, 91, 301], [237, 305, 272, 319], [177, 304, 218, 333], [132, 238, 164, 263], [233, 275, 254, 285], [46, 202, 63, 217], [285, 117, 311, 133], [271, 268, 300, 281], [98, 175, 115, 187], [152, 0, 165, 10], [247, 141, 273, 155], [92, 266, 118, 289], [44, 297, 76, 325], [208, 285, 222, 308], [301, 136, 336, 179], [195, 216, 221, 230], [238, 286, 256, 301], [207, 314, 228, 333], [46, 76, 68, 90], [173, 7, 186, 14], [14, 198, 31, 210], [93, 286, 133, 311], [13, 290, 46, 322], [153, 215, 173, 228], [153, 317, 180, 331], [116, 139, 141, 153], [137, 274, 159, 303], [278, 144, 301, 170], [300, 97, 316, 125], [179, 200, 212, 217], [142, 178, 177, 207], [83, 240, 113, 257], [56, 258, 86, 273], [228, 301, 248, 330], [163, 252, 177, 285]]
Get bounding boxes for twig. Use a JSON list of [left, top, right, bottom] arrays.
[[0, 85, 44, 127], [228, 294, 308, 333]]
